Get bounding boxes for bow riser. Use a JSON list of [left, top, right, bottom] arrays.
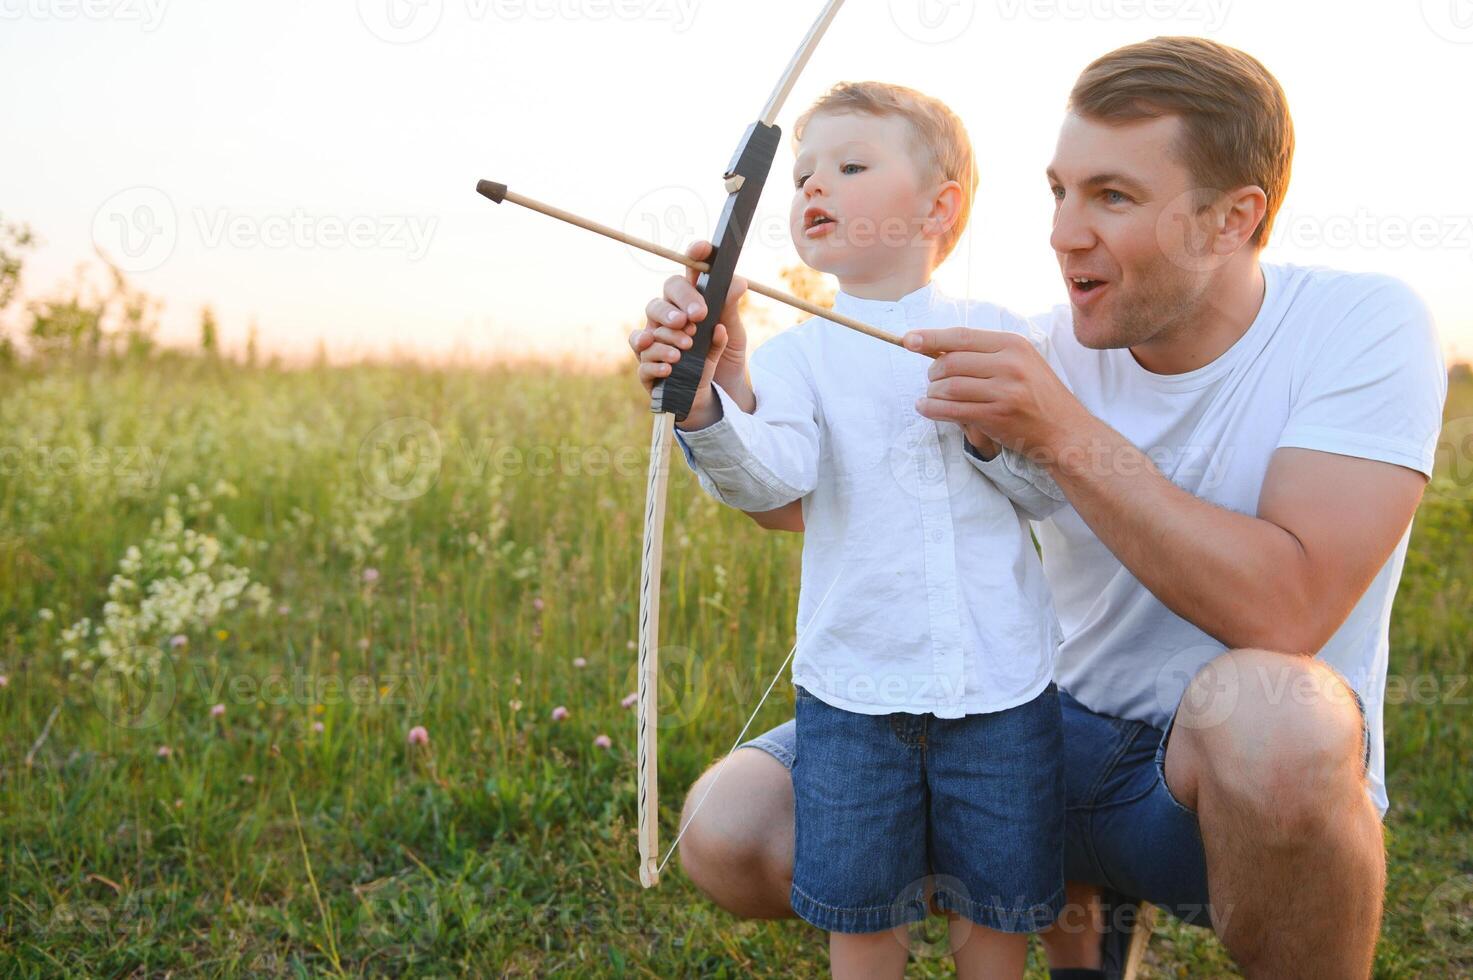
[[650, 121, 781, 421]]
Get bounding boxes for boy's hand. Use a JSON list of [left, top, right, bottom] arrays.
[[627, 240, 750, 429]]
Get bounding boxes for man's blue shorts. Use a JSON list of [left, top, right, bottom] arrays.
[[744, 683, 1371, 929]]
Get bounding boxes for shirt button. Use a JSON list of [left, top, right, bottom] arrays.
[[930, 529, 943, 543]]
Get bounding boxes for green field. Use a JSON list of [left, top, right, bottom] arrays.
[[1, 354, 1469, 977]]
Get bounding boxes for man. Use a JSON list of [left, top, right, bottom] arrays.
[[629, 37, 1445, 979]]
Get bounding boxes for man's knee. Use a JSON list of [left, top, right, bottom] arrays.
[[676, 748, 795, 918], [1169, 648, 1366, 839]]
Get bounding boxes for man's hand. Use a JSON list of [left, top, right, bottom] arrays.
[[628, 240, 751, 429], [903, 328, 1085, 460]]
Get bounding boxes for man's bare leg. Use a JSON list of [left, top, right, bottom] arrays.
[[1166, 648, 1385, 979], [676, 746, 796, 919], [1039, 881, 1107, 969]]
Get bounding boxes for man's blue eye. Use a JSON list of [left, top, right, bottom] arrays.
[[1104, 189, 1128, 205], [1050, 185, 1064, 201]]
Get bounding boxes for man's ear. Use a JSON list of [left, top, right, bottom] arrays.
[[1214, 185, 1269, 254]]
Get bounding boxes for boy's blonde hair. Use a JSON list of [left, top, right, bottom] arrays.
[[794, 81, 977, 264]]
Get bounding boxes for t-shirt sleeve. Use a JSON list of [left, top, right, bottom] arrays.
[[1278, 276, 1447, 478]]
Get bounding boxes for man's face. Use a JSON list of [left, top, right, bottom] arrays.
[[789, 111, 938, 279], [1047, 112, 1218, 351]]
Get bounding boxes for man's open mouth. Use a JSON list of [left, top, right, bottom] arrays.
[[1069, 276, 1105, 293]]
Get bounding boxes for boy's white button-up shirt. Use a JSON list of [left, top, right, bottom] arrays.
[[673, 282, 1063, 717]]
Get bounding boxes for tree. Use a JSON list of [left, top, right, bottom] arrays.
[[778, 263, 836, 311], [200, 305, 219, 356], [0, 215, 37, 366]]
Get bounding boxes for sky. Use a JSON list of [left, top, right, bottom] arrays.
[[2, 0, 1471, 367]]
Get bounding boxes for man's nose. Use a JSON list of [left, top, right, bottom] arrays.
[[1049, 198, 1095, 254]]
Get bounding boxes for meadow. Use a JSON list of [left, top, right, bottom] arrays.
[[1, 352, 1469, 977]]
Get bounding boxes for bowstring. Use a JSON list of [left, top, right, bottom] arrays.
[[656, 569, 843, 877]]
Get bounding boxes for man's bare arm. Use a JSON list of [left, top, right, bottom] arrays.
[[1050, 420, 1426, 654]]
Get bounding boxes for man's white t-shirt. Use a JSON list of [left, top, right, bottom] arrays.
[[1032, 263, 1446, 817]]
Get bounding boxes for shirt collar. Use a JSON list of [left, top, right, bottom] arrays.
[[832, 281, 942, 320]]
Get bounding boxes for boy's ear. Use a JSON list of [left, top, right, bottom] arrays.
[[926, 179, 965, 241]]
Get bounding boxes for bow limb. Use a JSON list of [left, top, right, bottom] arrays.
[[637, 411, 676, 888]]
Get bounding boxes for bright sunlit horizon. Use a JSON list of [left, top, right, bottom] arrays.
[[3, 0, 1471, 368]]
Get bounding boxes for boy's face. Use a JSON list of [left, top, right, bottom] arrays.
[[789, 111, 942, 280]]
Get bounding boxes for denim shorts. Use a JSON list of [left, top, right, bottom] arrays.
[[785, 682, 1065, 935], [746, 681, 1371, 931]]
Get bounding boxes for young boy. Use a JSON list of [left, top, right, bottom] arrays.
[[633, 82, 1066, 979]]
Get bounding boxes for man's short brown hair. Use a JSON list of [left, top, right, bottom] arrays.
[[1068, 37, 1294, 246], [794, 81, 977, 263]]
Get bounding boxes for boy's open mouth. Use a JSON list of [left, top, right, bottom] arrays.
[[803, 207, 837, 238]]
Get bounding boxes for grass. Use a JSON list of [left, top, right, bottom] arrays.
[[0, 354, 1469, 977]]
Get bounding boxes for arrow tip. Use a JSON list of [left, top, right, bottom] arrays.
[[475, 179, 508, 204]]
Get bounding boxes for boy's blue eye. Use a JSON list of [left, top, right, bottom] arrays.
[[841, 163, 865, 175], [795, 174, 809, 189]]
